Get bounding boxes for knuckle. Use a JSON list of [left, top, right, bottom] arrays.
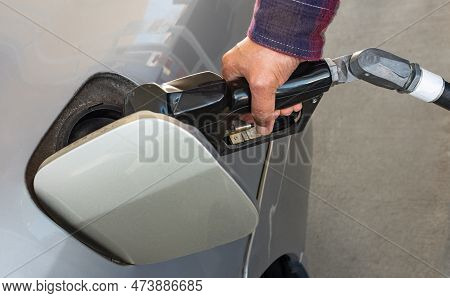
[[222, 50, 235, 64], [222, 51, 229, 59], [249, 77, 275, 92], [221, 54, 230, 66]]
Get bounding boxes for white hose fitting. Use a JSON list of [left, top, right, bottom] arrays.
[[410, 68, 445, 102]]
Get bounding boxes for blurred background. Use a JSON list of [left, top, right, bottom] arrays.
[[304, 0, 450, 277]]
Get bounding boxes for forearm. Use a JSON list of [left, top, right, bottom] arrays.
[[248, 0, 340, 60]]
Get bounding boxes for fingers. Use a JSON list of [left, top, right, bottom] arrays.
[[239, 113, 255, 124], [280, 107, 294, 116], [221, 37, 304, 135], [249, 79, 280, 135], [279, 103, 303, 116], [242, 102, 303, 127], [293, 103, 303, 112]]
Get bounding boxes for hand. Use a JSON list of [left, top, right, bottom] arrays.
[[222, 37, 303, 135]]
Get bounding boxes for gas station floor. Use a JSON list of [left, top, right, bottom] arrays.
[[304, 0, 450, 277]]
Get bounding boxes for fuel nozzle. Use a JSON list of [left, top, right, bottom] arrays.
[[348, 48, 447, 107], [349, 48, 421, 92]]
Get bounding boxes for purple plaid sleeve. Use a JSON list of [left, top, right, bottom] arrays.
[[248, 0, 340, 60]]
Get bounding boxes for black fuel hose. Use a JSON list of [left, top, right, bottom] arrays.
[[434, 81, 450, 111]]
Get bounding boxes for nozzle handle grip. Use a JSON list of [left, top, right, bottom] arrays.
[[228, 60, 332, 114]]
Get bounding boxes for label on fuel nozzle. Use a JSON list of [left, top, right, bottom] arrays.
[[228, 127, 259, 145]]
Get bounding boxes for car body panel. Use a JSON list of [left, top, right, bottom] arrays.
[[247, 133, 313, 277], [0, 0, 312, 277]]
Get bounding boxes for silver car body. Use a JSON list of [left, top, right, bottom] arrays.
[[0, 0, 312, 277]]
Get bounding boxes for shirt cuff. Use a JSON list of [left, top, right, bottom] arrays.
[[248, 0, 340, 60]]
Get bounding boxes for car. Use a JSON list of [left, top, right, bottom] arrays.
[[0, 0, 316, 277]]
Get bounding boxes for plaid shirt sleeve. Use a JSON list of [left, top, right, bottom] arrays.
[[248, 0, 340, 60]]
